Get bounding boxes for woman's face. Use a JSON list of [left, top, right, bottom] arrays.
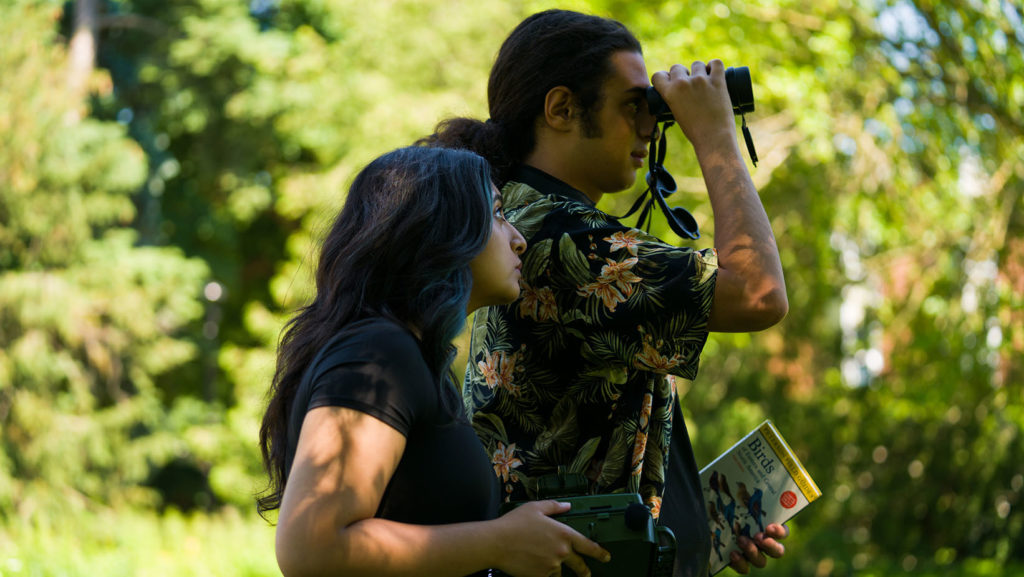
[[467, 186, 527, 312]]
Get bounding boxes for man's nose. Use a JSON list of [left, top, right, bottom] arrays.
[[638, 106, 659, 142]]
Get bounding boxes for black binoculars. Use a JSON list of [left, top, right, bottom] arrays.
[[627, 66, 758, 241], [645, 66, 755, 121]]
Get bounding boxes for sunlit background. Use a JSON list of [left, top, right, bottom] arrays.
[[1, 0, 1021, 575]]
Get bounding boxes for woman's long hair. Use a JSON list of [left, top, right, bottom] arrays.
[[418, 9, 642, 185], [257, 146, 493, 518]]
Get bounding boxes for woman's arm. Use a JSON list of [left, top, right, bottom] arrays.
[[275, 406, 610, 577]]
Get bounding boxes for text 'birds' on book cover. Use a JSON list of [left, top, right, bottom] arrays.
[[700, 420, 822, 575]]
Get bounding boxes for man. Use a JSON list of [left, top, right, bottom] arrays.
[[423, 10, 789, 576]]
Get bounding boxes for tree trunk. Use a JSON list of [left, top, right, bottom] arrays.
[[67, 0, 98, 113]]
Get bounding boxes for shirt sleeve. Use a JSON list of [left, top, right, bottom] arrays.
[[528, 206, 718, 380], [307, 320, 437, 437]]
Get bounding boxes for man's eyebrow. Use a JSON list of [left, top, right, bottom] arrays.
[[623, 86, 648, 97]]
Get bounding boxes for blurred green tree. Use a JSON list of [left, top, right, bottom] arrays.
[[84, 0, 530, 508], [592, 0, 1023, 573], [0, 0, 209, 516], [1, 0, 1020, 575]]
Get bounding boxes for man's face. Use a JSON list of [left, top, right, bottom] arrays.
[[566, 51, 658, 203]]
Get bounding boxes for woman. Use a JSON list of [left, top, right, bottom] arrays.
[[258, 146, 610, 577]]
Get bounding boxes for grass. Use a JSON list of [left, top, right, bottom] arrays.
[[2, 505, 1020, 576], [0, 506, 279, 577]]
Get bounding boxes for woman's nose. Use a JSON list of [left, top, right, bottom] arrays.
[[510, 226, 526, 255]]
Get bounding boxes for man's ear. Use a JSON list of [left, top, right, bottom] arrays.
[[542, 86, 577, 132]]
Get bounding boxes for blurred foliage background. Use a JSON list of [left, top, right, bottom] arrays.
[[0, 0, 1021, 575]]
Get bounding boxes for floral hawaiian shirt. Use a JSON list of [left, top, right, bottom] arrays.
[[464, 166, 718, 517]]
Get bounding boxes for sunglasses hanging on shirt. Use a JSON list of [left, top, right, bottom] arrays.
[[615, 66, 758, 241]]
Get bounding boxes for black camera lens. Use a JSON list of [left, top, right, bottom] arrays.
[[645, 65, 755, 121]]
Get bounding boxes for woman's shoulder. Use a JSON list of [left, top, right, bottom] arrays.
[[335, 316, 419, 347], [306, 316, 440, 414], [314, 316, 426, 376]]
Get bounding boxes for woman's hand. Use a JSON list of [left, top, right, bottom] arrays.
[[492, 500, 611, 577]]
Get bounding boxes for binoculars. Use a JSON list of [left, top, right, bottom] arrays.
[[645, 66, 755, 121], [630, 65, 758, 241]]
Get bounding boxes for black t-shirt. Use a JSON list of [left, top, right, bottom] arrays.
[[285, 317, 500, 527], [660, 401, 713, 577]]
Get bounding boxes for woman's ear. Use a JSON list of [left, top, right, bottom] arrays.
[[542, 86, 577, 132]]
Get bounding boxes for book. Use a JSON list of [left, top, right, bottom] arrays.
[[700, 420, 822, 575]]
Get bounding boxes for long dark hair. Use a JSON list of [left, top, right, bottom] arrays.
[[257, 146, 493, 518], [418, 9, 642, 185]]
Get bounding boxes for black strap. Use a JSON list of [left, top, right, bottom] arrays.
[[611, 120, 701, 240], [741, 114, 758, 167], [613, 113, 758, 240]]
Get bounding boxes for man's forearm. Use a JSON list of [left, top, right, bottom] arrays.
[[696, 135, 788, 331]]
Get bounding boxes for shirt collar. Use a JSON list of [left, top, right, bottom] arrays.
[[508, 165, 596, 207]]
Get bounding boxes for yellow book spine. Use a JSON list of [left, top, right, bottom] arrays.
[[759, 421, 822, 502]]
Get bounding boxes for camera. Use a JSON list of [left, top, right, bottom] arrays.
[[500, 471, 676, 577], [550, 494, 676, 577], [645, 66, 755, 121]]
